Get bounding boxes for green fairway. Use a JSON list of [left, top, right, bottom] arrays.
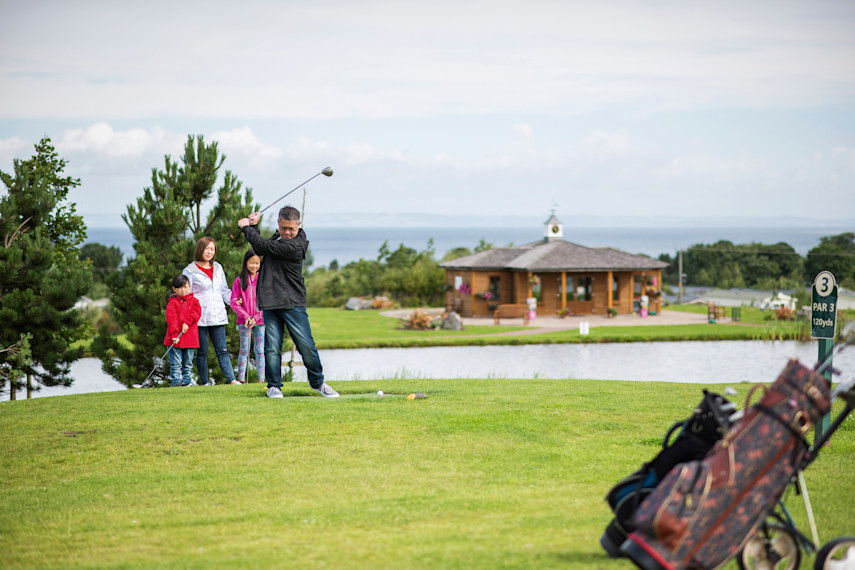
[[2, 380, 852, 569]]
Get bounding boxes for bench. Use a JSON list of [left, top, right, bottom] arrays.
[[707, 303, 727, 322], [493, 304, 530, 325]]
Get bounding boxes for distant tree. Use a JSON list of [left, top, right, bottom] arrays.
[[442, 247, 472, 262], [474, 238, 493, 253], [804, 233, 855, 288], [0, 137, 92, 399], [658, 253, 678, 284], [306, 238, 445, 308], [80, 242, 123, 281], [682, 240, 803, 289], [93, 135, 256, 387]]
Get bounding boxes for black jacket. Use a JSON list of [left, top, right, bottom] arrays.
[[241, 225, 308, 309]]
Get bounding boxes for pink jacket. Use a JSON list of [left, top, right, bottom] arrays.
[[229, 275, 264, 326]]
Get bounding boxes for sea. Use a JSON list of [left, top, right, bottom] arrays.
[[87, 224, 849, 271]]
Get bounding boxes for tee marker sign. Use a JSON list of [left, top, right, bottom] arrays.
[[811, 271, 837, 339]]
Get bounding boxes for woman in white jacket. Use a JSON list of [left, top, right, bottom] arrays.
[[183, 237, 237, 385]]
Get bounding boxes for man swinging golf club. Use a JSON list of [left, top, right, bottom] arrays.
[[237, 205, 339, 399]]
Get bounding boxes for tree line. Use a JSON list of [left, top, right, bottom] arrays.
[[657, 237, 855, 290]]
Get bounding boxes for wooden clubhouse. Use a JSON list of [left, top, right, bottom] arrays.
[[439, 213, 668, 319]]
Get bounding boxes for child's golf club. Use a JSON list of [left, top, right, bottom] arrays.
[[137, 331, 184, 388]]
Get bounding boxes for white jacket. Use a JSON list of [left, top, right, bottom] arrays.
[[183, 261, 232, 327]]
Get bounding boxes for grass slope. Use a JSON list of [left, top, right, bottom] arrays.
[[2, 380, 853, 569]]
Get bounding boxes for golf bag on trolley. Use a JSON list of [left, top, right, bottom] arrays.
[[599, 390, 738, 557], [620, 359, 832, 570]]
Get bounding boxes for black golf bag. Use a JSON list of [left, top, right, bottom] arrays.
[[600, 390, 738, 558]]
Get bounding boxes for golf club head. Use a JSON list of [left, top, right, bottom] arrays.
[[321, 167, 333, 177]]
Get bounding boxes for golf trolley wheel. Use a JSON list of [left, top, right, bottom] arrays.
[[737, 523, 801, 570], [815, 536, 855, 570]]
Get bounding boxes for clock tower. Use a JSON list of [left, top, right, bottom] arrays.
[[543, 211, 563, 242]]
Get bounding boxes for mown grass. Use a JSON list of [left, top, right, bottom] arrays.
[[1, 380, 853, 569]]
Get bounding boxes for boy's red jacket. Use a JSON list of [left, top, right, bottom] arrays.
[[164, 293, 202, 348]]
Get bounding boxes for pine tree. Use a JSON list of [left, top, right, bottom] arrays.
[[93, 135, 256, 387], [0, 138, 92, 399]]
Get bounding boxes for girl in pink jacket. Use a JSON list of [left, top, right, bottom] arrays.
[[230, 250, 265, 383]]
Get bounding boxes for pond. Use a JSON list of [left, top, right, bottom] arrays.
[[14, 339, 855, 399]]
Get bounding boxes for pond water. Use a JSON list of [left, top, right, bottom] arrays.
[[12, 340, 855, 400]]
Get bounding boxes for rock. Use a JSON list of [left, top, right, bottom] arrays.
[[345, 297, 375, 310], [440, 311, 463, 331]]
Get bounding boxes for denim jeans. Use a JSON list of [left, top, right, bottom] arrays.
[[263, 307, 324, 389], [237, 324, 265, 382], [196, 325, 236, 385], [168, 347, 195, 386]]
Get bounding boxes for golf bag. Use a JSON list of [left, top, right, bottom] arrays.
[[621, 359, 831, 570], [599, 390, 738, 557]]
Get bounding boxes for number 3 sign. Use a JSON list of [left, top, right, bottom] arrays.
[[811, 271, 837, 339]]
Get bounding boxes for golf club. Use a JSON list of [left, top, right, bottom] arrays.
[[259, 167, 333, 214], [137, 331, 184, 388]]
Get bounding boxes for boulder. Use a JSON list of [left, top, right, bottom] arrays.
[[345, 297, 374, 310], [440, 311, 463, 331]]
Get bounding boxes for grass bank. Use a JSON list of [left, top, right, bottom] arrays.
[[1, 380, 853, 569]]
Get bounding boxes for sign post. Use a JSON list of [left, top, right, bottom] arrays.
[[811, 271, 837, 438]]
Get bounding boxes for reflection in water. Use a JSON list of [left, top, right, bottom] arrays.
[[18, 340, 853, 399]]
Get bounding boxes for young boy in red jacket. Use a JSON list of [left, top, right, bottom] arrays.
[[164, 274, 202, 387]]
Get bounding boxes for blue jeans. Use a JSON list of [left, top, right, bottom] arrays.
[[196, 325, 236, 385], [263, 307, 324, 389], [237, 324, 265, 382], [168, 347, 196, 386]]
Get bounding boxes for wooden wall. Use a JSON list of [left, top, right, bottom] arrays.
[[444, 268, 662, 317]]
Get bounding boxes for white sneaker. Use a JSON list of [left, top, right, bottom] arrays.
[[313, 383, 339, 398], [267, 386, 283, 399]]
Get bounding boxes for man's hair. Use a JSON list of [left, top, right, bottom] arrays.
[[278, 206, 301, 222], [172, 274, 190, 289], [194, 236, 216, 262]]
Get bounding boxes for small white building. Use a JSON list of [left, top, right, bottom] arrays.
[[759, 292, 797, 311]]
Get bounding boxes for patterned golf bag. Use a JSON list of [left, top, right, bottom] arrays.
[[599, 391, 737, 557], [621, 359, 831, 570]]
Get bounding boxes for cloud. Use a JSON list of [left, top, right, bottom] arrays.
[[0, 136, 28, 162], [56, 122, 183, 157], [2, 1, 854, 120], [831, 146, 855, 169], [209, 127, 284, 165], [511, 124, 533, 144], [663, 151, 763, 178], [574, 131, 633, 162]]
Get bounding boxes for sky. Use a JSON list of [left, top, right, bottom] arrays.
[[1, 0, 854, 230]]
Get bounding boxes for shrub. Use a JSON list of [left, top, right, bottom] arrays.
[[402, 309, 437, 330], [774, 306, 795, 321]]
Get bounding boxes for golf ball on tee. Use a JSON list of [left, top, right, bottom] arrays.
[[377, 390, 384, 397]]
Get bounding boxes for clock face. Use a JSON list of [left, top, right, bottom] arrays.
[[551, 225, 560, 234]]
